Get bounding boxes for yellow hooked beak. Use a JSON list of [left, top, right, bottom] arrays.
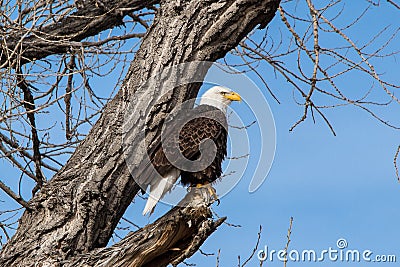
[[223, 91, 241, 101]]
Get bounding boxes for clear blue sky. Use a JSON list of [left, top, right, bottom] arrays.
[[1, 1, 399, 266]]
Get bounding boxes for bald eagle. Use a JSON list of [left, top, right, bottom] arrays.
[[139, 86, 241, 215]]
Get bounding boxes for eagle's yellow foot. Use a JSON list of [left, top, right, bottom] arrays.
[[196, 183, 204, 188], [195, 183, 220, 205]]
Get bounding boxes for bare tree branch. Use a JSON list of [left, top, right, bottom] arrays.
[[241, 225, 262, 267], [283, 217, 293, 267], [62, 189, 225, 267], [0, 0, 158, 68], [0, 180, 30, 210], [395, 145, 400, 182], [16, 69, 45, 194], [387, 0, 400, 9]]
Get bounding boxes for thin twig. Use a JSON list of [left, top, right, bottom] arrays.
[[394, 145, 400, 182], [216, 249, 221, 267], [65, 54, 75, 140], [387, 0, 400, 9], [0, 180, 31, 210], [241, 225, 263, 267], [16, 69, 46, 195], [283, 217, 294, 267]]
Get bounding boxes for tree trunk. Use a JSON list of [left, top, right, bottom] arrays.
[[0, 0, 280, 266]]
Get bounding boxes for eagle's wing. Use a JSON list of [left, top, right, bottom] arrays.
[[138, 106, 227, 184], [138, 105, 227, 215]]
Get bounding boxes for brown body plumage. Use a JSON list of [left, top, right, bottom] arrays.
[[151, 104, 227, 186], [139, 86, 241, 215]]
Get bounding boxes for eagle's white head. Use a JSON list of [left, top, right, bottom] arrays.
[[199, 86, 241, 113]]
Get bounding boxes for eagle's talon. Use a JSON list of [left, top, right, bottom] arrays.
[[206, 186, 220, 205]]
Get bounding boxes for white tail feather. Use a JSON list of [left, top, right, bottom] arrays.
[[142, 170, 180, 216]]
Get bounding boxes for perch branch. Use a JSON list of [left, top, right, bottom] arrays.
[[64, 187, 226, 267]]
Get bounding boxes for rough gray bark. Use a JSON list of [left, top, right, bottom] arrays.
[[0, 0, 280, 266]]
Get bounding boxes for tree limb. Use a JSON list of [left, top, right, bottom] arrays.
[[16, 69, 45, 194], [0, 180, 31, 210], [64, 188, 225, 267], [0, 0, 159, 68]]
